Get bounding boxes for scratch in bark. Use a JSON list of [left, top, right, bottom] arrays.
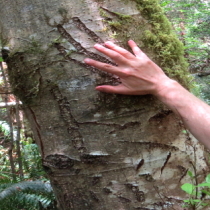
[[160, 152, 171, 175], [136, 159, 144, 171], [56, 23, 115, 65], [72, 17, 104, 44], [50, 84, 86, 153]]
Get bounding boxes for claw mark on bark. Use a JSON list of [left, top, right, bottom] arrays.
[[136, 159, 144, 171], [50, 84, 85, 152], [56, 23, 115, 65], [54, 43, 102, 73], [72, 17, 104, 44], [54, 42, 119, 84], [160, 152, 171, 175], [57, 24, 86, 53]]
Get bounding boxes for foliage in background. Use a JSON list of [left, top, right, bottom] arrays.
[[161, 1, 210, 209], [0, 180, 56, 210], [161, 0, 210, 103], [0, 57, 57, 209], [0, 124, 57, 209], [0, 137, 57, 210], [181, 172, 210, 209]]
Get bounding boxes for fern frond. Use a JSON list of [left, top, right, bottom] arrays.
[[0, 180, 52, 200], [0, 180, 56, 210]]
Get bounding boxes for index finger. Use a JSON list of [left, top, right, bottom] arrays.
[[94, 44, 128, 65], [84, 58, 125, 77], [104, 41, 135, 60]]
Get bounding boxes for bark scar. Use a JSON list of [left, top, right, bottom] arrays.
[[49, 83, 86, 153], [160, 151, 171, 175]]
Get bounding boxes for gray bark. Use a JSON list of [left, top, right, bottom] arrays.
[[0, 0, 207, 209]]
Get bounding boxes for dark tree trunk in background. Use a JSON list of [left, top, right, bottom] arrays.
[[0, 0, 208, 209]]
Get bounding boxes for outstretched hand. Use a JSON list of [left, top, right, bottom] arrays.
[[84, 40, 170, 96], [85, 40, 210, 149]]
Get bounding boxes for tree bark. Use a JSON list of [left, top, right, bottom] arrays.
[[0, 0, 208, 209]]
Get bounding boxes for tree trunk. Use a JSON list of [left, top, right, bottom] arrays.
[[0, 0, 208, 209]]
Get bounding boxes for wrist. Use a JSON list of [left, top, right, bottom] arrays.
[[154, 78, 181, 103]]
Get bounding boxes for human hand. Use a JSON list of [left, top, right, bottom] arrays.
[[84, 40, 170, 96]]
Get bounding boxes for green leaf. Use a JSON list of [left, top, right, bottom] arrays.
[[181, 183, 195, 194], [182, 130, 187, 134], [183, 199, 191, 203], [187, 171, 193, 178], [0, 57, 3, 62], [206, 174, 210, 183], [197, 183, 210, 187], [191, 199, 201, 203], [201, 202, 209, 206], [201, 190, 210, 196]]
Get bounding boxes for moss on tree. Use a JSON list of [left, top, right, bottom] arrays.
[[101, 0, 193, 89]]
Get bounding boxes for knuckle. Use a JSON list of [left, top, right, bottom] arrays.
[[111, 52, 119, 60], [145, 59, 152, 65], [121, 69, 132, 77], [121, 51, 130, 57], [140, 58, 151, 66], [103, 64, 113, 69]]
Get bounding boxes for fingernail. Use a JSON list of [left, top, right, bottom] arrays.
[[94, 43, 102, 48], [84, 58, 92, 63], [105, 41, 114, 46]]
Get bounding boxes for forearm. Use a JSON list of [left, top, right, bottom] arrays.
[[155, 79, 210, 149]]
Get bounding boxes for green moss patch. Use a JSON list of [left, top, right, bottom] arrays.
[[104, 0, 194, 89]]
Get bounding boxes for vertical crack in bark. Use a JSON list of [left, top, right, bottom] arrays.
[[28, 107, 44, 157], [50, 84, 86, 153]]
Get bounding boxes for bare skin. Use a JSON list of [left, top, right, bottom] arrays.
[[84, 40, 210, 149]]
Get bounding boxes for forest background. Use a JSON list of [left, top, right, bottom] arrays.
[[0, 0, 210, 209]]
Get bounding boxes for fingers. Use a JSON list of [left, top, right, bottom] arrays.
[[104, 41, 134, 59], [84, 58, 125, 77], [128, 40, 144, 58], [94, 44, 128, 65], [95, 84, 130, 94]]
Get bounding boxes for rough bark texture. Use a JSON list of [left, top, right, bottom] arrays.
[[0, 0, 208, 209]]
